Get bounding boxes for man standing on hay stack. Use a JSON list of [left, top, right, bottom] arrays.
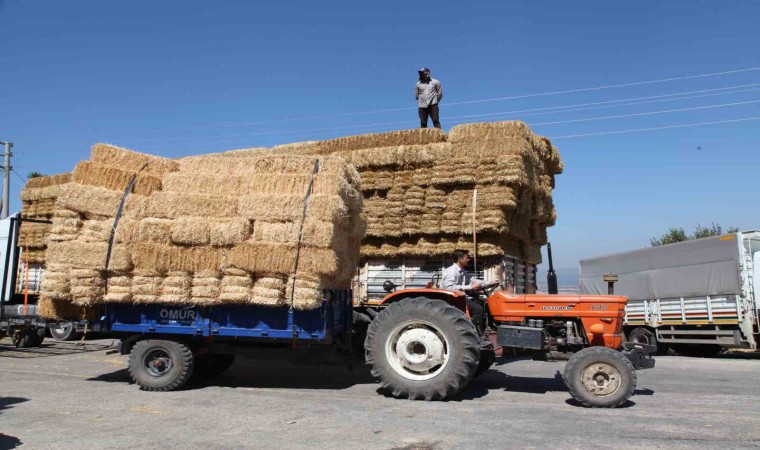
[[441, 249, 485, 333], [415, 67, 443, 129]]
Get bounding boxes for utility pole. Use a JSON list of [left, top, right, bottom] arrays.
[[0, 141, 13, 219]]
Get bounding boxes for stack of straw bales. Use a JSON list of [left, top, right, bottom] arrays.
[[22, 144, 362, 320], [269, 121, 562, 264], [18, 173, 72, 264]]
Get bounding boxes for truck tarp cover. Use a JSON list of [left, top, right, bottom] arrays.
[[579, 234, 741, 299]]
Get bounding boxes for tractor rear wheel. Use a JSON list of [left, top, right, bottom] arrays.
[[563, 346, 636, 408], [365, 297, 480, 400]]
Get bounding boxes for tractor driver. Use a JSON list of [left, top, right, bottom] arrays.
[[441, 249, 486, 334]]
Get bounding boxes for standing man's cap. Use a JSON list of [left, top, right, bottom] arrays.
[[418, 67, 431, 73]]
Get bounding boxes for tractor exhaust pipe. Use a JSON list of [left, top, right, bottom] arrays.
[[547, 242, 558, 295]]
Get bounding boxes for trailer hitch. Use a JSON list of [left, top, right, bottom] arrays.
[[621, 342, 656, 370]]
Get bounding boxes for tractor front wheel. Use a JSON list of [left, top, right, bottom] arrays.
[[365, 297, 480, 400], [563, 346, 636, 408]]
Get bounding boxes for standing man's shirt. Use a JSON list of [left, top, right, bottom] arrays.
[[441, 263, 478, 292], [415, 78, 443, 108]]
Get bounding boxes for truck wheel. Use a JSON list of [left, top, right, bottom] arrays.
[[365, 297, 480, 400], [128, 339, 195, 391], [194, 354, 236, 377], [563, 347, 636, 408], [627, 327, 667, 354], [49, 321, 82, 341]]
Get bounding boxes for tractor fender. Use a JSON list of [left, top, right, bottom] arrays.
[[377, 289, 467, 312]]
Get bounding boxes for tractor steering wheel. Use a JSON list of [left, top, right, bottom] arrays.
[[465, 280, 501, 297]]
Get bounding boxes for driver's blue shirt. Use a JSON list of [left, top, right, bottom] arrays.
[[441, 263, 480, 292]]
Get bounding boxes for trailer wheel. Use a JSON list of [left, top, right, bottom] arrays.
[[13, 329, 40, 348], [563, 346, 636, 408], [365, 297, 480, 400], [49, 321, 82, 341], [194, 354, 236, 377], [128, 339, 195, 391]]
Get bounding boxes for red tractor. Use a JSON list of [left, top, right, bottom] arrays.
[[357, 260, 655, 407]]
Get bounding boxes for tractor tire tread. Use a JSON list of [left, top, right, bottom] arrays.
[[365, 296, 480, 401]]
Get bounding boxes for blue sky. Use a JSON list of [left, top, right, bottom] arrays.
[[1, 0, 758, 274]]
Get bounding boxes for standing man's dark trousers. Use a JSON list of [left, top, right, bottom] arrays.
[[466, 296, 485, 335], [419, 103, 441, 129]]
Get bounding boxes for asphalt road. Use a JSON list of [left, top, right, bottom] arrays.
[[1, 338, 759, 449]]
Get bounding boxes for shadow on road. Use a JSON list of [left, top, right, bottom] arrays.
[[88, 357, 377, 392], [0, 339, 115, 359], [0, 397, 28, 449]]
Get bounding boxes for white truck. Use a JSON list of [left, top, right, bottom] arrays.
[[579, 231, 759, 356]]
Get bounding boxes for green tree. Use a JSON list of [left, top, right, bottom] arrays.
[[651, 223, 739, 246], [27, 171, 44, 179]]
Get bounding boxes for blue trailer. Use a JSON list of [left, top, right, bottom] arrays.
[[79, 291, 356, 391]]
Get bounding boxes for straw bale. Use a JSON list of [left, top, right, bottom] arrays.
[[72, 161, 162, 196], [37, 296, 87, 320], [159, 272, 192, 301], [360, 171, 393, 191], [223, 267, 248, 276], [252, 220, 334, 248], [24, 173, 72, 189], [132, 243, 222, 273], [219, 274, 252, 302], [54, 209, 80, 219], [177, 154, 345, 176], [20, 184, 67, 202], [254, 276, 286, 290], [171, 217, 211, 246], [91, 143, 179, 176], [348, 147, 400, 169], [251, 286, 284, 302], [210, 219, 251, 247], [137, 218, 173, 244], [412, 168, 432, 186], [40, 267, 71, 299], [80, 219, 112, 243], [226, 243, 338, 277], [146, 192, 239, 219], [132, 294, 161, 303], [270, 141, 321, 155], [316, 128, 446, 154], [114, 218, 137, 244], [49, 217, 80, 242], [55, 184, 146, 218], [162, 172, 343, 197], [24, 248, 47, 264], [104, 292, 132, 302], [191, 285, 220, 298], [132, 275, 163, 297], [46, 242, 132, 272], [238, 194, 347, 223]]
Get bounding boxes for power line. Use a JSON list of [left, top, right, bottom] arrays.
[[550, 116, 760, 139], [147, 66, 760, 132], [122, 84, 760, 144], [527, 99, 760, 126]]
